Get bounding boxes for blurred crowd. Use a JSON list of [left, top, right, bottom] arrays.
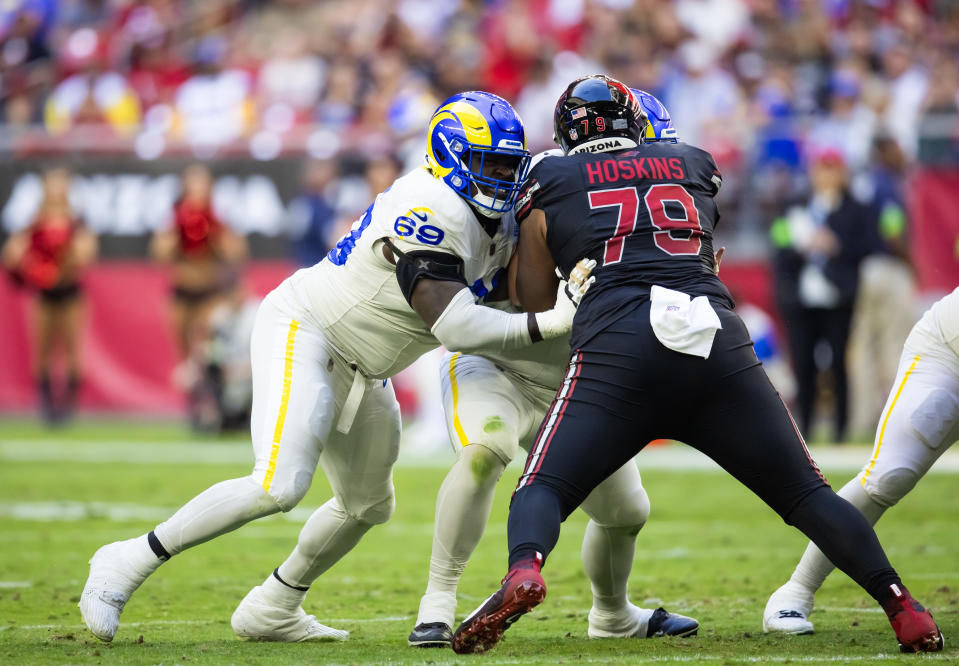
[[1, 0, 956, 245], [1, 0, 956, 163], [2, 0, 958, 440]]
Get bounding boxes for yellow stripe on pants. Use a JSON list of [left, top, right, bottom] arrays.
[[447, 352, 470, 447], [263, 319, 300, 492], [862, 354, 920, 484]]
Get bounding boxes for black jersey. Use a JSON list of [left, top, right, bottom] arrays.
[[515, 141, 734, 347]]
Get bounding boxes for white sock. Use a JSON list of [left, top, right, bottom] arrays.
[[275, 497, 373, 589], [153, 476, 280, 555], [790, 479, 888, 593], [416, 446, 505, 627], [123, 534, 166, 579], [582, 520, 640, 614], [260, 570, 307, 610], [589, 602, 654, 635]]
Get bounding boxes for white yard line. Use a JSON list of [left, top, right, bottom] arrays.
[[477, 656, 919, 665], [0, 441, 251, 465], [0, 581, 31, 588], [0, 616, 411, 632], [320, 654, 922, 666], [0, 501, 171, 522], [3, 440, 959, 472], [615, 657, 908, 664], [0, 500, 306, 524], [326, 615, 410, 623], [0, 620, 216, 632], [0, 501, 436, 528], [1, 621, 946, 663]]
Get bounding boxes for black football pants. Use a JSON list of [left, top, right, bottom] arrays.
[[508, 301, 901, 604]]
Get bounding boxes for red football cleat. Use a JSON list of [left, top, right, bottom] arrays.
[[883, 586, 944, 653], [451, 567, 546, 654]]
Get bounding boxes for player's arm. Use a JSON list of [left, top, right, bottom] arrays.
[[384, 240, 573, 352], [693, 146, 723, 197], [414, 277, 574, 352], [514, 208, 559, 312]]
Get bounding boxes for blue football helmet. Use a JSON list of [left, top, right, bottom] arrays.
[[425, 91, 531, 218], [630, 88, 678, 143]]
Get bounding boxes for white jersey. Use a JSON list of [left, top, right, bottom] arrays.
[[854, 285, 959, 509], [905, 286, 959, 365], [277, 167, 515, 379], [929, 287, 959, 358]]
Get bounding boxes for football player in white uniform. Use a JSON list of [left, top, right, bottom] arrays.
[[410, 93, 698, 648], [764, 286, 959, 635], [79, 92, 588, 644]]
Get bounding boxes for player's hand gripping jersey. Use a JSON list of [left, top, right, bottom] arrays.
[[277, 166, 515, 379], [516, 142, 733, 348]]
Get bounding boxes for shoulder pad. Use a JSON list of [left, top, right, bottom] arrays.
[[530, 148, 564, 170], [382, 170, 473, 249]]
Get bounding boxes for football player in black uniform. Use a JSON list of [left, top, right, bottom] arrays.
[[451, 75, 944, 655]]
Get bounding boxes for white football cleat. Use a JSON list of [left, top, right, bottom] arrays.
[[588, 603, 699, 638], [763, 581, 815, 635], [232, 585, 348, 642], [78, 539, 155, 642]]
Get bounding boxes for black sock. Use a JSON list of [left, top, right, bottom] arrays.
[[272, 568, 309, 592], [147, 531, 172, 561], [876, 582, 911, 612], [506, 485, 563, 570]]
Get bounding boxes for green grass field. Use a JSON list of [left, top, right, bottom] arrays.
[[1, 419, 957, 665]]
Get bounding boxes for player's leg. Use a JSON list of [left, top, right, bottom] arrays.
[[453, 350, 656, 653], [411, 353, 521, 646], [234, 371, 401, 642], [682, 310, 942, 652], [80, 298, 332, 642], [578, 462, 699, 638], [766, 350, 959, 633]]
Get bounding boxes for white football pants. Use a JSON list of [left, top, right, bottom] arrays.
[[416, 352, 650, 627], [154, 290, 400, 589], [788, 327, 959, 593]]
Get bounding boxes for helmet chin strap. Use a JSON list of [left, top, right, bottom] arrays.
[[568, 137, 639, 155], [469, 197, 505, 220]]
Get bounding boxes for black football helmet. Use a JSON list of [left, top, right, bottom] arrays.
[[553, 74, 648, 154]]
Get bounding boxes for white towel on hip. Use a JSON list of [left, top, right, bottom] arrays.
[[649, 285, 722, 359]]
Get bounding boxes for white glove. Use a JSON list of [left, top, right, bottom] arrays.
[[534, 257, 597, 339], [713, 246, 726, 275], [566, 257, 596, 305], [534, 280, 577, 339]]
